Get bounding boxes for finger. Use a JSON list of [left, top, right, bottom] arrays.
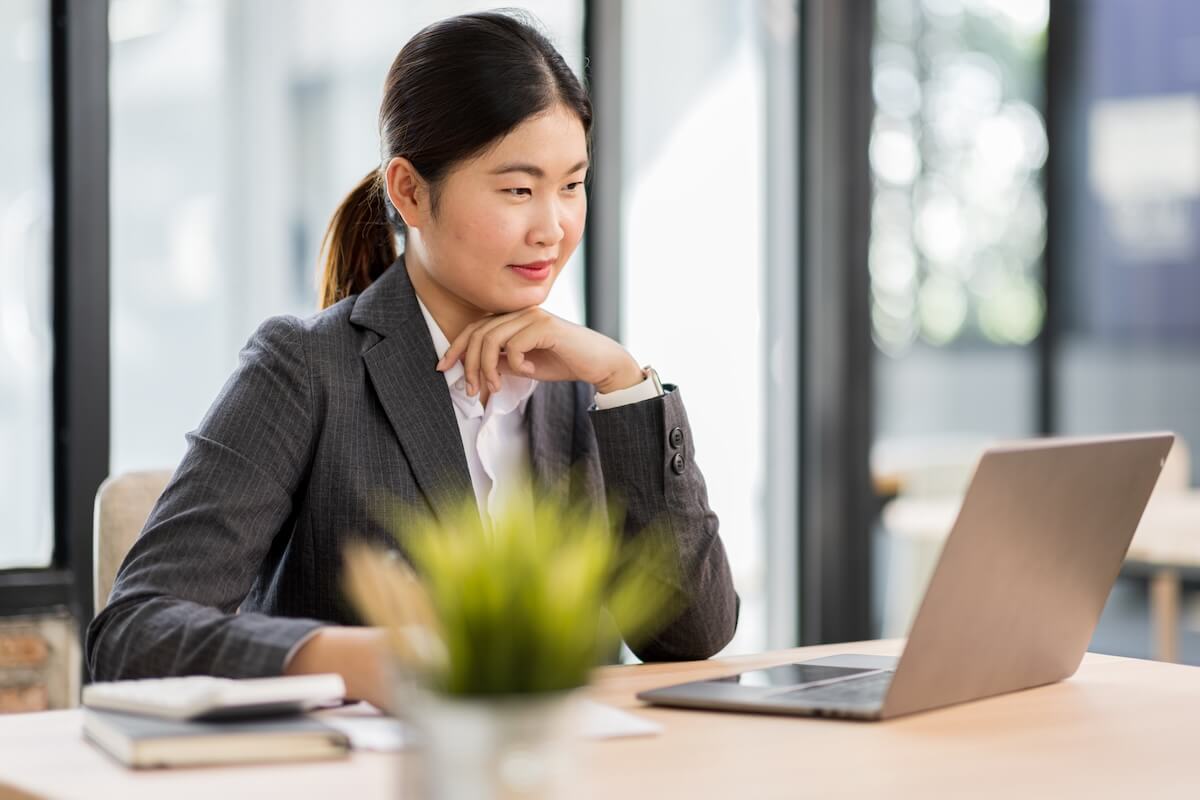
[[438, 310, 521, 382], [438, 317, 491, 373], [463, 313, 525, 395], [502, 321, 555, 380], [504, 337, 535, 375], [492, 359, 527, 376], [478, 316, 535, 393], [495, 312, 553, 376], [494, 354, 538, 378]]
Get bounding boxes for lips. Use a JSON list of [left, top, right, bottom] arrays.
[[509, 259, 554, 281]]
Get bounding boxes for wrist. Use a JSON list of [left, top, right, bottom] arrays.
[[596, 360, 646, 394], [284, 626, 388, 706]]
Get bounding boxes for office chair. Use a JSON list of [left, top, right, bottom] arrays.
[[92, 470, 173, 614]]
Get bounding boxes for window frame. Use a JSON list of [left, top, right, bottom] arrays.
[[0, 0, 109, 642]]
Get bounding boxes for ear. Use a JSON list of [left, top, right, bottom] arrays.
[[384, 156, 431, 229]]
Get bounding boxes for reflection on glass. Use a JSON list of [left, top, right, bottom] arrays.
[[871, 0, 1048, 354], [1058, 0, 1200, 484], [869, 0, 1049, 639], [870, 0, 1049, 442], [0, 1, 53, 568], [735, 664, 878, 689]]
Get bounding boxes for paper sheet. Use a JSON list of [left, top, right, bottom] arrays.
[[317, 700, 662, 752]]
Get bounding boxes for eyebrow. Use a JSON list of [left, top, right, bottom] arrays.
[[489, 160, 590, 179]]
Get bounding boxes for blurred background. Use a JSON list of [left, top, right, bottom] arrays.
[[2, 0, 1199, 710]]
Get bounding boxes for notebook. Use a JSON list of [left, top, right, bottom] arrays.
[[82, 708, 351, 769], [82, 674, 346, 720]]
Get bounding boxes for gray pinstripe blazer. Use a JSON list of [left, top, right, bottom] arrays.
[[86, 257, 739, 681]]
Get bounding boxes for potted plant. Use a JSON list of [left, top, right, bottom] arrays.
[[343, 477, 679, 800]]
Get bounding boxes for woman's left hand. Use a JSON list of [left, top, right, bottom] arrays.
[[436, 307, 645, 396]]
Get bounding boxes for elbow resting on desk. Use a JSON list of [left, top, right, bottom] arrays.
[[632, 588, 741, 663]]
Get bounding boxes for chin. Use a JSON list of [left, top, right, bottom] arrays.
[[496, 287, 551, 312]]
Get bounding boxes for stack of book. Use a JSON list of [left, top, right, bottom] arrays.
[[81, 674, 350, 768]]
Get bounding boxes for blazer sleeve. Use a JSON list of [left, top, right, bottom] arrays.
[[588, 385, 740, 661], [85, 316, 326, 681]]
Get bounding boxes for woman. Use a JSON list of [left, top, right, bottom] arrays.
[[86, 11, 738, 710]]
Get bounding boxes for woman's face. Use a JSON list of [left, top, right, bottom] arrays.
[[396, 103, 589, 316]]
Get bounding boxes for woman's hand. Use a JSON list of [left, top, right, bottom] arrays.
[[436, 306, 645, 396], [284, 626, 395, 712]]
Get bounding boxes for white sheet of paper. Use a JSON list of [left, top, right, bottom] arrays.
[[318, 700, 662, 752], [577, 699, 663, 739]]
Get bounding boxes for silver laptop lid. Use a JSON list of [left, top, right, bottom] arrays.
[[881, 432, 1175, 719]]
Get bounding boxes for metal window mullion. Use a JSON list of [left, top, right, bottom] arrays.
[[582, 0, 623, 341], [51, 0, 110, 631], [799, 0, 875, 645], [763, 0, 803, 649]]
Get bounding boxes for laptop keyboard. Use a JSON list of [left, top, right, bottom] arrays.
[[776, 670, 893, 709]]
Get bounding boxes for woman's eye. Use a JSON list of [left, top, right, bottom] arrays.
[[564, 182, 583, 192], [506, 188, 532, 197]]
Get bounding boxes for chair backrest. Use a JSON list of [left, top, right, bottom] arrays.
[[93, 470, 173, 614]]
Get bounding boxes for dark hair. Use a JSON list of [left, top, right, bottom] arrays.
[[317, 10, 593, 309]]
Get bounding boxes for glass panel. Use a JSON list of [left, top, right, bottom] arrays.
[[1057, 0, 1200, 474], [0, 1, 54, 569], [110, 0, 585, 474], [621, 0, 767, 654], [1056, 0, 1200, 663], [869, 0, 1049, 636], [871, 0, 1048, 441]]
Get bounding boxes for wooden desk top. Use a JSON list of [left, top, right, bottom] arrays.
[[3, 640, 1199, 799]]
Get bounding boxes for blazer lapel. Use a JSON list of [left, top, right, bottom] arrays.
[[350, 257, 477, 528], [527, 381, 575, 499]]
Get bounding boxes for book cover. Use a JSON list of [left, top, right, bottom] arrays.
[[82, 708, 351, 769]]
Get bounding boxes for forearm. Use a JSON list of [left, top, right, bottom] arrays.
[[588, 386, 739, 661], [87, 594, 324, 681]]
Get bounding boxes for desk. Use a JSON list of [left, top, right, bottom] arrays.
[[2, 640, 1199, 799]]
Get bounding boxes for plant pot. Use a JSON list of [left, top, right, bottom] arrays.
[[399, 684, 582, 800]]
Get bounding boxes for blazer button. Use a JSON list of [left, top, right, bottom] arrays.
[[669, 426, 684, 449], [671, 452, 685, 474]]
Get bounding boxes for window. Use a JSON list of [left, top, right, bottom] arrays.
[[0, 1, 53, 569], [868, 0, 1050, 637], [870, 0, 1049, 445], [621, 0, 768, 654], [1055, 0, 1200, 481]]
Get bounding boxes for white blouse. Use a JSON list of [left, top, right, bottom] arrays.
[[415, 295, 663, 529]]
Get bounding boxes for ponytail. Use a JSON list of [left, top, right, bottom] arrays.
[[317, 169, 399, 309]]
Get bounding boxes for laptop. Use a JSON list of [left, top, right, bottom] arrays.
[[638, 432, 1175, 721]]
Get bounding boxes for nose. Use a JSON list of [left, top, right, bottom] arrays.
[[527, 196, 566, 248]]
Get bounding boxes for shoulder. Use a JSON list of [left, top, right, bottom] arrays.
[[295, 294, 362, 341], [246, 294, 369, 357]]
